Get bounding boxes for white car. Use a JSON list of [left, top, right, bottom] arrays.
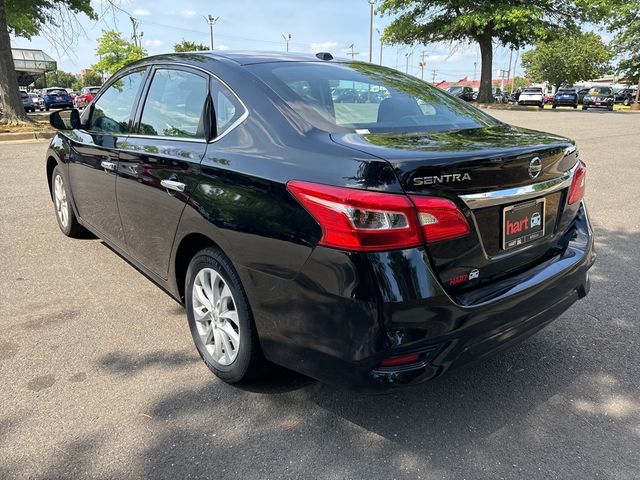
[[518, 87, 544, 108]]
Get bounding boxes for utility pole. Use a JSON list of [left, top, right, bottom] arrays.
[[510, 49, 520, 94], [506, 47, 514, 91], [282, 33, 292, 52], [418, 51, 427, 80], [473, 61, 478, 82], [405, 51, 410, 74], [431, 69, 437, 84], [376, 28, 383, 65], [204, 15, 220, 50], [130, 16, 142, 48], [368, 0, 375, 63]]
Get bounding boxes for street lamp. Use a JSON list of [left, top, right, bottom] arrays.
[[282, 33, 292, 52], [376, 28, 383, 65], [204, 15, 220, 50], [368, 0, 375, 63]]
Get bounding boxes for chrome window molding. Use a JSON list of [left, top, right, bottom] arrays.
[[460, 161, 579, 209]]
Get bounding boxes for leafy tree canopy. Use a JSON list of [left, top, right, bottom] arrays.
[[33, 69, 77, 89], [92, 30, 147, 76], [609, 0, 640, 85], [521, 32, 612, 88], [6, 0, 95, 38], [174, 40, 210, 53], [378, 0, 613, 103]]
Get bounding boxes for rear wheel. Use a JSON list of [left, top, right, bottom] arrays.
[[623, 98, 631, 106], [51, 165, 85, 237], [185, 247, 262, 384], [582, 106, 588, 110], [552, 104, 557, 109], [539, 102, 544, 109]]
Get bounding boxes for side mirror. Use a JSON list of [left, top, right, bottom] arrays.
[[49, 109, 80, 130]]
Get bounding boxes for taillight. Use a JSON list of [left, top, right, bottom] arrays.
[[380, 353, 420, 367], [287, 180, 470, 252], [410, 196, 470, 243], [287, 180, 421, 251], [568, 160, 586, 205]]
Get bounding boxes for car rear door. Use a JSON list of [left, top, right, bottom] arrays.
[[68, 69, 148, 247], [115, 66, 210, 278]]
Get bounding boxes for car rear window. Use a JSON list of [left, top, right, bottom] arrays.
[[557, 89, 575, 94], [20, 92, 28, 98], [589, 87, 612, 95], [47, 89, 67, 95], [523, 88, 543, 93], [249, 61, 498, 134]]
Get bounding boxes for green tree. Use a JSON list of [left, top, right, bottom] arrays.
[[0, 0, 95, 124], [378, 0, 612, 103], [609, 0, 640, 104], [34, 69, 78, 89], [81, 70, 104, 87], [174, 40, 210, 52], [521, 32, 612, 89], [92, 30, 147, 77]]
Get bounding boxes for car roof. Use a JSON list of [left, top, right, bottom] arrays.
[[133, 51, 336, 67]]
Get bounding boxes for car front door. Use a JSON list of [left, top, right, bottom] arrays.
[[115, 66, 210, 278], [68, 69, 147, 247]]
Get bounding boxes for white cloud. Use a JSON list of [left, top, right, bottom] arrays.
[[215, 44, 230, 51], [180, 9, 197, 18], [144, 39, 163, 47], [133, 8, 151, 16], [310, 42, 338, 53]]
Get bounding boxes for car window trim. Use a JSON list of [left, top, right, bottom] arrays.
[[129, 64, 212, 143], [85, 66, 151, 135]]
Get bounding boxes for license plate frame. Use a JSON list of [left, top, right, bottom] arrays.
[[502, 198, 546, 250]]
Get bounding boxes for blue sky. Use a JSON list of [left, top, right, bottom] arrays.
[[11, 1, 554, 83]]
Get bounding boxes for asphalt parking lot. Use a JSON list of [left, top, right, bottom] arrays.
[[1, 109, 639, 479]]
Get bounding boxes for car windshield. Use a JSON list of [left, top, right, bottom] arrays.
[[523, 88, 542, 93], [447, 86, 463, 92], [589, 87, 611, 95], [89, 87, 101, 94], [20, 92, 28, 98], [249, 61, 498, 134]]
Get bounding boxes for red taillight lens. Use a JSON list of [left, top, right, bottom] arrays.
[[409, 196, 470, 243], [380, 353, 421, 367], [287, 180, 422, 251], [568, 160, 586, 205], [287, 180, 470, 251]]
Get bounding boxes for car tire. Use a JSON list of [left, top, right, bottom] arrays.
[[573, 104, 578, 109], [623, 98, 630, 106], [185, 247, 263, 384], [539, 102, 544, 109], [582, 106, 588, 110], [51, 165, 85, 237], [45, 106, 50, 111], [552, 104, 557, 109]]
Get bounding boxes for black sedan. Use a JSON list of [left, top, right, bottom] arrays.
[[582, 86, 614, 111], [46, 52, 595, 391]]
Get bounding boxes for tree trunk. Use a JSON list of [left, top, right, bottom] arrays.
[[477, 31, 494, 104], [0, 0, 31, 125]]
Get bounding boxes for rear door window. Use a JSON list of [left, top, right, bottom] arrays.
[[90, 70, 146, 134], [138, 68, 209, 139], [211, 77, 245, 138]]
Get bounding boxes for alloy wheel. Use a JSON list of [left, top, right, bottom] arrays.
[[191, 267, 241, 366], [54, 174, 69, 228]]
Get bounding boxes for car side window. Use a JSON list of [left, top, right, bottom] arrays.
[[138, 69, 208, 139], [211, 78, 245, 138], [90, 70, 146, 134]]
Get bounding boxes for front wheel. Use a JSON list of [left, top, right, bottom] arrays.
[[185, 247, 263, 384]]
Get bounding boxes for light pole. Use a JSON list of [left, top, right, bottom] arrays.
[[368, 0, 375, 63], [376, 28, 383, 65], [204, 15, 220, 50], [282, 33, 292, 52]]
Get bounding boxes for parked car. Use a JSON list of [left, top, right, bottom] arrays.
[[576, 88, 590, 105], [552, 88, 578, 109], [544, 93, 555, 104], [492, 87, 508, 103], [20, 91, 35, 112], [74, 86, 102, 109], [446, 85, 475, 101], [518, 87, 545, 108], [582, 86, 614, 111], [46, 52, 594, 391], [42, 87, 74, 111], [614, 88, 638, 106], [28, 92, 44, 111]]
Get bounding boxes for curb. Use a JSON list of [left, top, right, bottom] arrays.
[[0, 131, 55, 142]]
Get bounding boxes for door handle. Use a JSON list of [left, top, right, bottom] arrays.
[[100, 160, 116, 171], [160, 179, 186, 192]]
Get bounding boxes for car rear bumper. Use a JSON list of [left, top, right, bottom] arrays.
[[241, 202, 595, 392], [518, 99, 542, 105], [554, 99, 578, 105]]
